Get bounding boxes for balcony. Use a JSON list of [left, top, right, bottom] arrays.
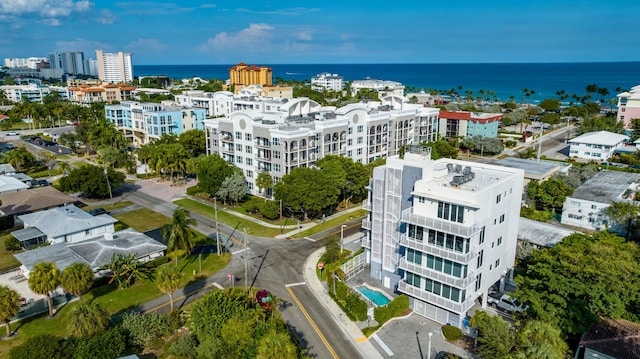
[[397, 281, 476, 314], [361, 236, 371, 248], [361, 218, 372, 230], [362, 200, 372, 211], [401, 209, 481, 238], [398, 258, 475, 288], [399, 234, 477, 264], [220, 134, 234, 142]]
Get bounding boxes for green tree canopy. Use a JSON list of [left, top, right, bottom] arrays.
[[0, 285, 20, 338], [69, 301, 110, 337], [526, 178, 574, 211], [255, 171, 273, 199], [28, 262, 60, 317], [162, 207, 197, 264], [60, 262, 94, 298], [59, 165, 125, 199], [194, 154, 238, 197], [538, 98, 561, 112], [274, 167, 340, 220], [156, 265, 183, 311], [515, 231, 640, 336], [216, 172, 247, 205]]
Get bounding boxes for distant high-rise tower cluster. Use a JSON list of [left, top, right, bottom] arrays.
[[229, 63, 272, 86], [96, 50, 133, 84], [48, 51, 86, 75]]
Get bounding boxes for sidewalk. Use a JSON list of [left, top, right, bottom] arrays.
[[303, 234, 384, 359], [275, 206, 364, 239]]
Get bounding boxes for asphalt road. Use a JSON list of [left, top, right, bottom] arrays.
[[119, 184, 364, 359]]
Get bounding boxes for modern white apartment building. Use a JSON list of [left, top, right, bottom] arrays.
[[175, 90, 297, 118], [361, 150, 523, 327], [568, 131, 629, 161], [204, 97, 440, 196], [4, 57, 47, 69], [350, 78, 405, 98], [49, 51, 86, 75], [96, 50, 133, 83], [105, 101, 206, 146], [311, 73, 344, 92], [0, 84, 69, 103]]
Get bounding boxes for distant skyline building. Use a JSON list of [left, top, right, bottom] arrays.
[[3, 57, 47, 69], [350, 78, 405, 98], [48, 51, 86, 75], [229, 63, 272, 86], [96, 50, 133, 83], [311, 72, 344, 92]]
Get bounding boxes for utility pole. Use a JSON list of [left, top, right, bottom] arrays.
[[103, 167, 112, 200], [537, 122, 543, 161], [214, 198, 220, 256]]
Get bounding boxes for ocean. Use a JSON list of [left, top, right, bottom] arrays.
[[134, 62, 640, 103]]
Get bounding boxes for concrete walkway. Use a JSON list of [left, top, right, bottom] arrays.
[[275, 206, 365, 239], [303, 234, 384, 359]]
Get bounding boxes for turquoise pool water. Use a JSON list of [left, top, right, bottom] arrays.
[[356, 286, 391, 306]]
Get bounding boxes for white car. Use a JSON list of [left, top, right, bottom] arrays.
[[5, 131, 19, 136]]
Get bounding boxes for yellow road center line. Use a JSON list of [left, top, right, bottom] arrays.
[[286, 286, 339, 359]]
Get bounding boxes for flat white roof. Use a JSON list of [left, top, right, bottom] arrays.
[[569, 131, 629, 146]]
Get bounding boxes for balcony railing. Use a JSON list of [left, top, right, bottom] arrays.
[[399, 234, 477, 264], [398, 258, 475, 289], [362, 200, 372, 211], [361, 218, 372, 230], [397, 281, 476, 314], [361, 236, 371, 248], [401, 208, 481, 238]]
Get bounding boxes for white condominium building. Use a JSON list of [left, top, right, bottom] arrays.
[[96, 50, 133, 83], [174, 90, 291, 118], [311, 73, 345, 92], [350, 78, 405, 98], [203, 96, 440, 196], [362, 150, 523, 327], [0, 84, 69, 103], [4, 57, 47, 69]]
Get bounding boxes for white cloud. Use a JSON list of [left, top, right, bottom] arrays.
[[298, 31, 313, 41], [55, 38, 110, 54], [199, 23, 275, 52], [115, 2, 195, 15], [0, 0, 92, 25], [235, 7, 319, 16], [125, 38, 167, 52], [96, 9, 117, 24]]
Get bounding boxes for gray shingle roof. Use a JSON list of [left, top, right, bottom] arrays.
[[18, 204, 116, 239], [14, 243, 87, 271], [570, 170, 640, 203]]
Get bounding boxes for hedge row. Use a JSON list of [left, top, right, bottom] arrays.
[[373, 294, 410, 325]]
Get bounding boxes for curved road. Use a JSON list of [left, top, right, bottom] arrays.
[[121, 185, 364, 358]]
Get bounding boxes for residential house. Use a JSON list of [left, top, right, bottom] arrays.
[[568, 131, 630, 161], [616, 85, 640, 128], [438, 111, 503, 139], [0, 175, 29, 194], [0, 186, 77, 218], [561, 170, 640, 231], [361, 149, 524, 327], [577, 318, 640, 359]]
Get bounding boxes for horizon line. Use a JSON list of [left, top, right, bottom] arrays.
[[134, 60, 640, 66]]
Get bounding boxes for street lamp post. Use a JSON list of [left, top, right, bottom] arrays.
[[214, 198, 220, 256], [427, 332, 433, 359], [340, 225, 347, 253], [103, 167, 112, 200]]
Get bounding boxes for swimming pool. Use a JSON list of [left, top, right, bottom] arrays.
[[356, 286, 391, 306]]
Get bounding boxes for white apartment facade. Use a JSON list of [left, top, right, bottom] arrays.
[[174, 90, 293, 118], [96, 50, 133, 83], [568, 131, 630, 161], [350, 78, 405, 98], [0, 84, 69, 103], [204, 97, 440, 196], [4, 57, 47, 69], [362, 150, 524, 327], [311, 73, 344, 92]]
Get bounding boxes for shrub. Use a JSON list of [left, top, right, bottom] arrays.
[[186, 185, 203, 195], [242, 197, 262, 214], [0, 215, 15, 230], [10, 334, 69, 359], [442, 324, 463, 342], [72, 327, 127, 359], [5, 236, 21, 251], [345, 293, 368, 321], [261, 200, 280, 220], [374, 294, 410, 325], [120, 312, 172, 348], [168, 333, 198, 358]]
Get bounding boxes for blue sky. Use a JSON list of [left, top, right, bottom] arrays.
[[1, 0, 639, 65]]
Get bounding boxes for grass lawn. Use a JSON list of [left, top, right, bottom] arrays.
[[112, 208, 171, 232], [84, 201, 134, 212], [174, 198, 288, 237], [0, 251, 231, 357], [291, 209, 368, 238], [0, 233, 21, 272]]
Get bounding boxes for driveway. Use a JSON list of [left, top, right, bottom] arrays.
[[0, 269, 47, 303]]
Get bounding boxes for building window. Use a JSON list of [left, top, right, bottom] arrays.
[[479, 226, 485, 244], [348, 127, 353, 134], [358, 125, 364, 133], [406, 272, 421, 287], [475, 273, 482, 291], [246, 170, 253, 178], [357, 148, 363, 155], [246, 158, 252, 165], [477, 249, 484, 268], [274, 164, 280, 172], [500, 214, 505, 223], [496, 194, 502, 204], [497, 236, 502, 246], [246, 145, 252, 153], [357, 137, 363, 144], [437, 201, 464, 223], [417, 196, 425, 203], [236, 144, 242, 151], [407, 248, 422, 265], [245, 133, 252, 141], [495, 258, 501, 268], [591, 204, 597, 210], [235, 131, 242, 140]]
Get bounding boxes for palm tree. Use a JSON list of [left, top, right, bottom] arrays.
[[104, 253, 141, 289], [60, 262, 94, 298], [69, 301, 110, 337], [257, 329, 298, 359], [156, 265, 182, 311], [28, 262, 60, 317], [515, 320, 568, 359], [0, 285, 21, 338], [162, 207, 197, 265]]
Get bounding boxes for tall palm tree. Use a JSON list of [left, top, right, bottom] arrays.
[[162, 207, 197, 265], [28, 262, 60, 317], [515, 320, 568, 359], [0, 285, 21, 338], [156, 265, 182, 311], [60, 262, 94, 298], [69, 301, 110, 337]]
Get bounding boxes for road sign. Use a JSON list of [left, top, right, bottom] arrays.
[[227, 273, 232, 280], [318, 262, 324, 270]]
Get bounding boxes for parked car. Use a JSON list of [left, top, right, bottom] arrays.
[[4, 143, 16, 150], [487, 292, 528, 313], [5, 131, 19, 136], [88, 208, 107, 216], [37, 179, 49, 187], [435, 352, 462, 359]]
